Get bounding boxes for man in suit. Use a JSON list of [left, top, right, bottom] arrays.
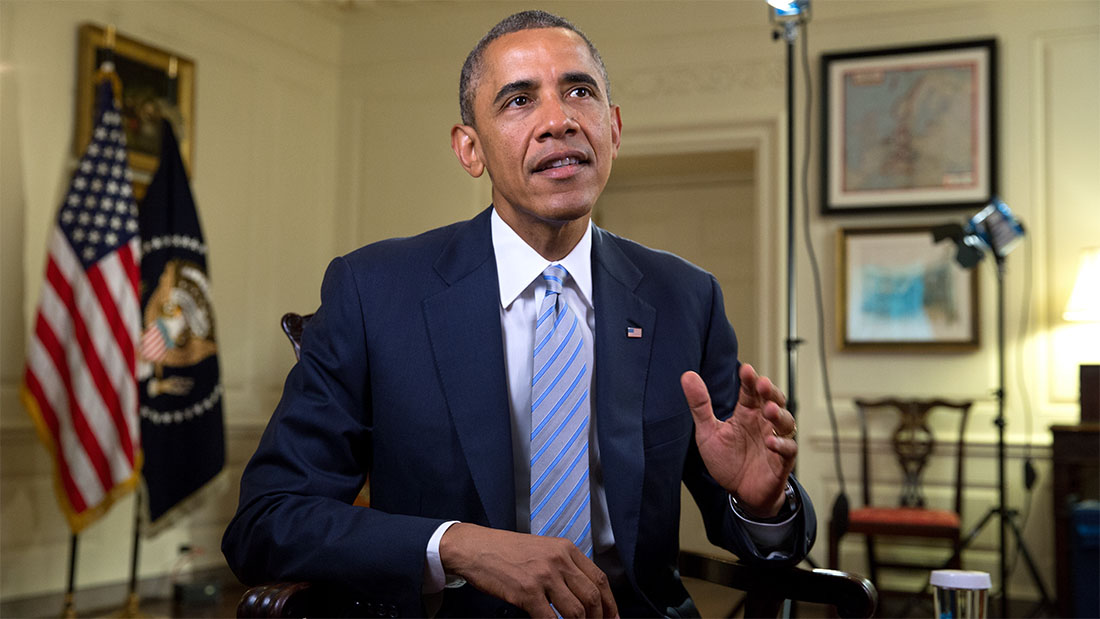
[[223, 10, 814, 618]]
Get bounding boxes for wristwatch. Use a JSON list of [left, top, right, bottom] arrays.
[[728, 480, 799, 524]]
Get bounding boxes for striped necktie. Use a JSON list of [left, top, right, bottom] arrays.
[[530, 264, 592, 557]]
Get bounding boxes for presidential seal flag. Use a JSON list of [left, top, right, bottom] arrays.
[[137, 119, 225, 531], [21, 79, 143, 533]]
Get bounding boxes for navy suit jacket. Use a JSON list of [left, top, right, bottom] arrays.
[[222, 207, 815, 617]]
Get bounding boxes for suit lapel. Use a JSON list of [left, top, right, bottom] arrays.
[[421, 209, 516, 531], [591, 226, 655, 581]]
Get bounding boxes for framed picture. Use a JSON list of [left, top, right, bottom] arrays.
[[839, 226, 979, 351], [821, 39, 997, 214], [75, 24, 195, 179]]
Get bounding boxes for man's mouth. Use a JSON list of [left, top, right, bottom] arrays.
[[533, 153, 588, 173], [545, 156, 580, 169]]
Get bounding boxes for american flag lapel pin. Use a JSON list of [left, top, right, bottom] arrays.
[[626, 326, 643, 338]]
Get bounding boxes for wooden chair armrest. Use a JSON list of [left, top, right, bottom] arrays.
[[238, 553, 877, 618], [678, 550, 878, 618], [237, 582, 308, 618], [237, 581, 366, 618]]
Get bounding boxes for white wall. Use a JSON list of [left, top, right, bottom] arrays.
[[2, 0, 1096, 605]]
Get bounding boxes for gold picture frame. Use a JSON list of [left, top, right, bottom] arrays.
[[75, 23, 195, 180], [838, 226, 979, 352]]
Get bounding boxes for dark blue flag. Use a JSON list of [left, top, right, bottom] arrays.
[[137, 119, 225, 530]]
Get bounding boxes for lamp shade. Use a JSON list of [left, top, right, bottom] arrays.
[[1064, 247, 1100, 322]]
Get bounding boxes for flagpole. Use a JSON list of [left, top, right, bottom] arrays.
[[117, 490, 144, 618], [62, 535, 78, 619]]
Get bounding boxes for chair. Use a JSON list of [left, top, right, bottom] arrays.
[[828, 398, 973, 598], [235, 313, 879, 618]]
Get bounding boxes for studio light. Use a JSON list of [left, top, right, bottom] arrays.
[[932, 198, 1024, 269], [933, 199, 1054, 615], [767, 0, 809, 18], [967, 198, 1025, 259]]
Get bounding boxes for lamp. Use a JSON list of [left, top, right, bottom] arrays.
[[1064, 247, 1100, 322], [1064, 247, 1100, 423]]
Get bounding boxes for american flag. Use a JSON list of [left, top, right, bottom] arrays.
[[21, 79, 143, 533], [139, 322, 170, 362], [626, 326, 643, 338]]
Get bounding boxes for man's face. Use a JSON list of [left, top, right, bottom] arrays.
[[453, 28, 621, 232]]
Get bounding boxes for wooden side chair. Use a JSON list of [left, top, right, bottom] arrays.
[[828, 398, 972, 598], [234, 313, 879, 618]]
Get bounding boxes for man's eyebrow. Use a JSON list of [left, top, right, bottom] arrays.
[[561, 71, 601, 94], [492, 79, 537, 107]]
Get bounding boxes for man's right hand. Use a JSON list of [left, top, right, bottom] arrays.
[[438, 523, 618, 619]]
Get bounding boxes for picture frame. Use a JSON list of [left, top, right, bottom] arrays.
[[838, 226, 979, 351], [821, 39, 997, 214], [75, 24, 195, 180]]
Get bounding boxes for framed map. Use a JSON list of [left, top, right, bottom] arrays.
[[821, 39, 997, 214], [838, 226, 979, 351]]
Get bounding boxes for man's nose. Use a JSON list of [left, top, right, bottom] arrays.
[[537, 98, 579, 139]]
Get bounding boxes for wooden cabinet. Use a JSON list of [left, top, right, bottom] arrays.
[[1049, 423, 1100, 618]]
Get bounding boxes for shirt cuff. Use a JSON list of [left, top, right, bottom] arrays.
[[423, 520, 461, 594], [727, 489, 799, 550]]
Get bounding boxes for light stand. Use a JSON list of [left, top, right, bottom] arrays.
[[769, 0, 807, 451], [770, 1, 845, 580], [934, 201, 1052, 618]]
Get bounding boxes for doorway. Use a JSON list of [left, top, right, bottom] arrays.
[[595, 149, 760, 363]]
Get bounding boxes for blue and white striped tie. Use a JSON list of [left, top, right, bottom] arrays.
[[530, 264, 592, 557]]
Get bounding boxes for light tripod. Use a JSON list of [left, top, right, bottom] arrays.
[[934, 203, 1052, 618]]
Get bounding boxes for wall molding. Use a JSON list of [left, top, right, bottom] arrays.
[[807, 432, 1054, 461], [616, 59, 784, 101], [614, 119, 782, 376]]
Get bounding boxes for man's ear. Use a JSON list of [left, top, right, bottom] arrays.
[[451, 124, 485, 178], [609, 105, 623, 160]]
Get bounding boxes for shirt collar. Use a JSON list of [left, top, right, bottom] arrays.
[[490, 207, 593, 311]]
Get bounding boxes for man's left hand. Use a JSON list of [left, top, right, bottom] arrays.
[[681, 364, 797, 518]]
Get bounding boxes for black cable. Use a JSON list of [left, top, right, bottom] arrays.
[[1016, 236, 1036, 481], [796, 23, 846, 498], [1008, 237, 1038, 579]]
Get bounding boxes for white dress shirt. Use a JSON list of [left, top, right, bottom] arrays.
[[422, 209, 794, 593]]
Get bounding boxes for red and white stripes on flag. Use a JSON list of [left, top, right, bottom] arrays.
[[139, 322, 169, 362], [21, 79, 143, 533]]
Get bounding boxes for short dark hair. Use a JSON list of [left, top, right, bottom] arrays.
[[458, 10, 611, 127]]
